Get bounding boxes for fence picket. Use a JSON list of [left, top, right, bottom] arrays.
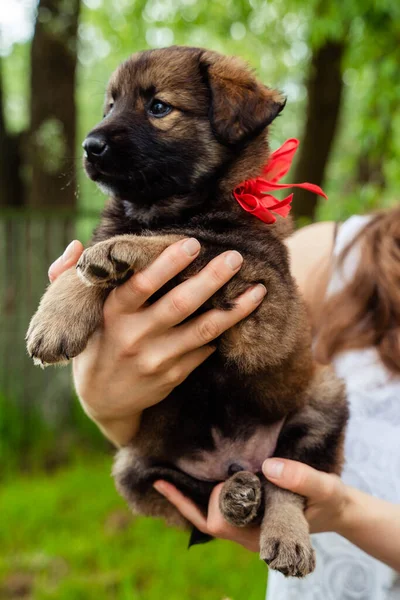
[[0, 209, 99, 458]]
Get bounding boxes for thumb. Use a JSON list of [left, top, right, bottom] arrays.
[[48, 240, 84, 282], [262, 458, 334, 502]]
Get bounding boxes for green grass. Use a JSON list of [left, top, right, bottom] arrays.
[[0, 457, 267, 599]]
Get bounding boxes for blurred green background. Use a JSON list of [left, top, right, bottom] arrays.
[[0, 0, 399, 598]]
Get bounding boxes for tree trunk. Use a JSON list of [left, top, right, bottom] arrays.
[[354, 61, 400, 192], [356, 152, 386, 189], [292, 41, 346, 222], [27, 0, 81, 209], [0, 58, 24, 207]]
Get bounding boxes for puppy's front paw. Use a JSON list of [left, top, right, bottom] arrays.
[[27, 302, 100, 366], [77, 238, 147, 288], [260, 529, 316, 578], [27, 313, 81, 366], [26, 271, 105, 366], [219, 471, 262, 527]]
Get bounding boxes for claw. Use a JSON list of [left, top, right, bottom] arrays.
[[33, 356, 47, 369]]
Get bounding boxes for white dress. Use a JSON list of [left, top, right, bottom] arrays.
[[266, 216, 400, 600]]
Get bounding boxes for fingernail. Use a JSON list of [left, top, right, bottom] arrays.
[[251, 284, 267, 302], [62, 240, 78, 263], [263, 459, 284, 479], [48, 257, 62, 282], [182, 238, 201, 256], [225, 251, 243, 270], [153, 481, 168, 495]]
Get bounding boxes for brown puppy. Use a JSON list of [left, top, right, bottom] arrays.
[[26, 46, 348, 577]]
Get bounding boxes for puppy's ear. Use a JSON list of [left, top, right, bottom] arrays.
[[200, 51, 286, 145]]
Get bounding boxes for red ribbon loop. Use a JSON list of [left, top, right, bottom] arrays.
[[233, 138, 328, 224]]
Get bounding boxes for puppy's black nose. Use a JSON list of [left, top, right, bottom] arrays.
[[82, 135, 107, 159]]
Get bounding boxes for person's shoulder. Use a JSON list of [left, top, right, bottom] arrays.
[[285, 222, 336, 303], [288, 221, 336, 247]]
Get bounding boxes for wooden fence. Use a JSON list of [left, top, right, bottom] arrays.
[[0, 209, 99, 443]]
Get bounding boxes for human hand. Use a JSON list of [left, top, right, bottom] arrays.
[[262, 459, 349, 534], [153, 459, 350, 551], [153, 480, 260, 552], [48, 238, 266, 446]]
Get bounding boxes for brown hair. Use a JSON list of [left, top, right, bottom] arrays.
[[314, 206, 400, 374]]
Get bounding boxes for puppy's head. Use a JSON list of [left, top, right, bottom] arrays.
[[83, 46, 285, 210]]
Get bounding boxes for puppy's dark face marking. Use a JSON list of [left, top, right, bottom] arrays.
[[83, 46, 285, 213]]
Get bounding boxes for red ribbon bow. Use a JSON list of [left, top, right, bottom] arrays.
[[233, 138, 328, 224]]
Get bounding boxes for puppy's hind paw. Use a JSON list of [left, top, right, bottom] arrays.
[[261, 533, 316, 578], [219, 471, 262, 527]]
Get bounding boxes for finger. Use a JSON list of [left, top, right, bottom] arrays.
[[134, 284, 264, 373], [167, 283, 267, 355], [206, 484, 243, 537], [262, 458, 337, 502], [149, 250, 244, 327], [205, 483, 229, 533], [48, 240, 84, 282], [162, 346, 216, 388], [154, 480, 259, 551], [108, 238, 201, 314], [153, 481, 209, 533], [206, 485, 259, 551]]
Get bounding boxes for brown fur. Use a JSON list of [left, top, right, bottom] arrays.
[[26, 46, 348, 577]]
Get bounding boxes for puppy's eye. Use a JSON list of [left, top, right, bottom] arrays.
[[103, 101, 114, 119], [148, 100, 172, 118]]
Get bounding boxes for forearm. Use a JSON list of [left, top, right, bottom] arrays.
[[337, 486, 400, 571]]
